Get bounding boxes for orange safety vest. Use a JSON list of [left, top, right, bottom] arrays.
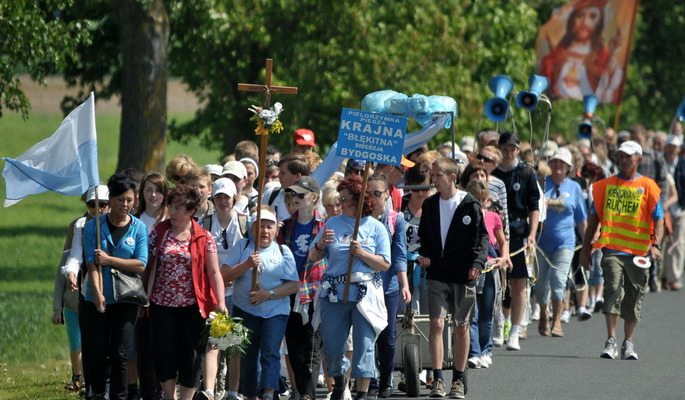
[[591, 175, 660, 256]]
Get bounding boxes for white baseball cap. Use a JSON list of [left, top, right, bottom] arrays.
[[666, 135, 682, 148], [222, 161, 247, 179], [205, 164, 223, 177], [86, 185, 109, 202], [550, 148, 573, 167], [617, 140, 643, 156], [212, 178, 236, 198]]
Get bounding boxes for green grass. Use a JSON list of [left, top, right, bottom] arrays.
[[0, 111, 225, 398]]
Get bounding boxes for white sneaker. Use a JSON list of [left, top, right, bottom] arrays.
[[343, 388, 352, 400], [560, 309, 571, 323], [492, 322, 504, 347], [480, 353, 492, 368], [530, 303, 540, 321], [506, 333, 521, 351], [467, 356, 481, 369], [577, 306, 592, 321]]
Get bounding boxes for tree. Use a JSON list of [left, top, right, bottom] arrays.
[[0, 1, 90, 118]]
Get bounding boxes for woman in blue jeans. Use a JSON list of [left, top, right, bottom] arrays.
[[464, 180, 510, 369], [536, 148, 587, 337], [310, 175, 391, 400], [367, 173, 411, 398], [222, 206, 298, 400]]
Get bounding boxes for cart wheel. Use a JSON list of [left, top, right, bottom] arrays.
[[403, 343, 420, 397]]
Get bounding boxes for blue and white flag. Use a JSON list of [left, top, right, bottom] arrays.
[[2, 92, 99, 207]]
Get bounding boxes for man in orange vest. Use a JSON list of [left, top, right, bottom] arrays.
[[579, 140, 664, 361]]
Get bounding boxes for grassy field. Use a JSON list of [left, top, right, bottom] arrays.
[[0, 102, 223, 398]]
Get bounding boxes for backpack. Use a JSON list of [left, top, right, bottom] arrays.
[[267, 188, 282, 207], [202, 213, 249, 238]]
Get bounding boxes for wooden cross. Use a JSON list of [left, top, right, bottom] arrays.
[[237, 59, 298, 290]]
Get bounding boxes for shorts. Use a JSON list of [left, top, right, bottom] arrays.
[[509, 236, 529, 279], [427, 280, 476, 326], [601, 250, 649, 323]]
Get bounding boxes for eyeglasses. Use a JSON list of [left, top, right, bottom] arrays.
[[476, 154, 494, 164], [339, 196, 353, 203], [553, 184, 561, 199], [372, 190, 385, 198], [87, 202, 110, 208], [285, 190, 307, 199], [410, 187, 431, 192], [348, 168, 364, 175], [395, 166, 405, 174]]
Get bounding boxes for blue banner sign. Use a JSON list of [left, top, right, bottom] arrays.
[[336, 108, 408, 166]]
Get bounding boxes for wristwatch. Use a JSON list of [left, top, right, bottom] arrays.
[[652, 244, 661, 250], [269, 289, 275, 300]]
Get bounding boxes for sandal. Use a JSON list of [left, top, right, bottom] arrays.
[[551, 327, 564, 337], [538, 321, 549, 336]]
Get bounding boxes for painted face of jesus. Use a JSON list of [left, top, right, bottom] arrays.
[[573, 7, 601, 42]]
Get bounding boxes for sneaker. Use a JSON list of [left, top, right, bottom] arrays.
[[621, 339, 639, 360], [429, 379, 446, 398], [594, 298, 604, 313], [343, 388, 353, 400], [503, 321, 512, 342], [530, 303, 540, 321], [318, 374, 326, 388], [378, 384, 393, 399], [506, 333, 520, 351], [480, 353, 492, 368], [492, 321, 504, 347], [367, 387, 379, 399], [197, 390, 215, 400], [600, 336, 618, 359], [560, 309, 571, 323], [331, 376, 349, 400], [467, 356, 481, 369], [577, 306, 592, 321], [447, 380, 465, 399]]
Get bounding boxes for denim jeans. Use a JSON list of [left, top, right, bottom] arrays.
[[233, 307, 288, 397], [320, 298, 377, 379], [468, 272, 495, 358], [370, 290, 399, 390], [536, 247, 574, 304]]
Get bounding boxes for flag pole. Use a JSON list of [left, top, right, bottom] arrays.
[[343, 162, 371, 303], [94, 187, 103, 295]]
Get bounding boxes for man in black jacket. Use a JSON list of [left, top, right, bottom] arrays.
[[417, 157, 489, 399]]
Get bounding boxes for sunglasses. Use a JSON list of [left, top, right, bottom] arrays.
[[219, 229, 228, 250], [410, 187, 431, 192], [87, 202, 110, 208], [285, 190, 307, 199], [372, 190, 385, 198], [172, 175, 184, 182], [395, 166, 405, 173], [339, 196, 354, 203], [476, 154, 494, 163], [348, 168, 364, 175]]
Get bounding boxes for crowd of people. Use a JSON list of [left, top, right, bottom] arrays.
[[52, 121, 684, 400]]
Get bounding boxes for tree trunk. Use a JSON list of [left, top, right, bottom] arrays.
[[114, 0, 169, 173]]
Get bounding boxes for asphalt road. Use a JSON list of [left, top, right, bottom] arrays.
[[314, 288, 685, 400]]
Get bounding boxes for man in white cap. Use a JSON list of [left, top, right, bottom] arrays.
[[580, 140, 664, 360]]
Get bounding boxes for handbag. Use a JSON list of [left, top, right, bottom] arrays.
[[111, 268, 149, 307]]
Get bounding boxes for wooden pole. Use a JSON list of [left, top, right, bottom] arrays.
[[342, 162, 371, 303], [94, 186, 103, 294], [237, 59, 298, 291]]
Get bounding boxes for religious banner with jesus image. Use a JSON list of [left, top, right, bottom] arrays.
[[535, 0, 638, 104]]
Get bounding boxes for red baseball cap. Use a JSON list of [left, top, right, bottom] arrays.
[[294, 128, 316, 147]]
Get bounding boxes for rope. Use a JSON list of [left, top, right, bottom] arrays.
[[533, 245, 587, 291]]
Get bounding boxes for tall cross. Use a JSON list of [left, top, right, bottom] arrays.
[[237, 59, 298, 290]]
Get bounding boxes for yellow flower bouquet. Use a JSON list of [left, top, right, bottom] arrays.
[[248, 102, 284, 135], [206, 311, 250, 357]]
